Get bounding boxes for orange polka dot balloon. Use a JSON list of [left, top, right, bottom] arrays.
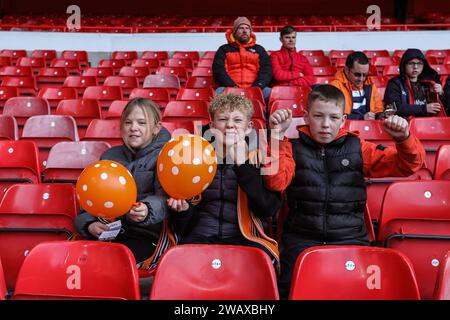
[[76, 160, 137, 220], [157, 134, 217, 199]]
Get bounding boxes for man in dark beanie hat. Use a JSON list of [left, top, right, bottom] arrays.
[[213, 16, 272, 104]]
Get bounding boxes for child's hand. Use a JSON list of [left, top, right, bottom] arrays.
[[167, 198, 189, 212], [431, 83, 443, 95], [126, 202, 148, 223], [383, 115, 410, 142], [426, 103, 441, 114], [88, 221, 109, 238], [269, 108, 292, 140], [229, 132, 249, 166]]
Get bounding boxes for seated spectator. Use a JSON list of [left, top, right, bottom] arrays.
[[384, 48, 444, 118], [264, 84, 425, 299], [330, 51, 384, 120], [74, 98, 175, 269], [270, 25, 316, 87], [212, 17, 272, 104], [168, 93, 281, 263]]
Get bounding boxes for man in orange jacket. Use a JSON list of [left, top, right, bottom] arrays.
[[264, 84, 425, 299], [330, 51, 384, 120], [212, 17, 272, 104]]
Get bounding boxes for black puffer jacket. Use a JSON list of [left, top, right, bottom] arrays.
[[74, 128, 171, 241], [174, 162, 282, 240], [384, 48, 442, 117], [285, 132, 367, 242]]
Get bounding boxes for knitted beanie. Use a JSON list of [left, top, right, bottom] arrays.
[[233, 16, 252, 34]]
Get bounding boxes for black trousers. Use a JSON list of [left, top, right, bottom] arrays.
[[278, 231, 369, 300], [115, 236, 157, 264]]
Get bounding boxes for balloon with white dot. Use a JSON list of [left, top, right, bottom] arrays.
[[157, 134, 217, 199], [76, 160, 137, 221]]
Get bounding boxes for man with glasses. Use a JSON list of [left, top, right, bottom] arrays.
[[331, 51, 384, 120]]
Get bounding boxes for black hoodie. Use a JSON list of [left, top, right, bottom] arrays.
[[384, 48, 442, 117]]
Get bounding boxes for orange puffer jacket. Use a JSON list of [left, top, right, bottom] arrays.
[[212, 30, 272, 88]]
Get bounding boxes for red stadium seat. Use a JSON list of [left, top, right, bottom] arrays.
[[104, 100, 128, 119], [306, 56, 331, 67], [82, 119, 122, 146], [0, 140, 41, 205], [426, 50, 449, 64], [131, 58, 159, 70], [1, 76, 37, 96], [62, 75, 98, 96], [43, 141, 110, 183], [0, 183, 78, 291], [431, 65, 449, 76], [82, 86, 123, 112], [162, 100, 210, 124], [270, 100, 306, 117], [0, 86, 19, 108], [191, 67, 213, 77], [55, 99, 102, 138], [35, 67, 68, 89], [83, 67, 114, 84], [129, 88, 169, 109], [269, 86, 311, 107], [3, 97, 50, 135], [0, 66, 33, 77], [12, 241, 140, 300], [21, 115, 79, 169], [16, 57, 46, 74], [314, 76, 334, 84], [0, 115, 18, 141], [0, 57, 12, 67], [223, 87, 265, 105], [141, 51, 169, 61], [0, 49, 27, 64], [289, 246, 420, 300], [378, 180, 450, 299], [161, 120, 197, 137], [312, 66, 337, 76], [186, 76, 216, 89], [393, 50, 406, 59], [30, 50, 57, 65], [363, 50, 390, 60], [176, 87, 214, 101], [119, 66, 152, 85], [165, 58, 194, 72], [143, 74, 180, 98], [156, 66, 188, 83], [409, 117, 450, 173], [434, 144, 450, 180], [202, 51, 216, 59], [372, 57, 400, 74], [383, 65, 400, 78], [38, 87, 78, 109], [329, 50, 354, 63], [301, 50, 325, 57], [61, 50, 89, 69], [103, 76, 139, 96], [434, 250, 450, 300], [50, 59, 81, 75], [172, 51, 200, 62], [111, 51, 138, 65], [98, 59, 127, 75], [347, 119, 394, 146], [197, 59, 213, 68], [150, 244, 278, 300]]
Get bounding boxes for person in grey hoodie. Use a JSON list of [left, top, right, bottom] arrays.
[[74, 98, 171, 264]]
